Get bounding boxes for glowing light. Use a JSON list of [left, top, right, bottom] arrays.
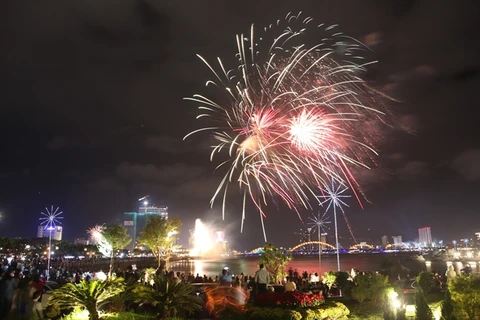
[[190, 219, 214, 257], [185, 12, 395, 239], [95, 271, 107, 281], [205, 286, 249, 316], [39, 206, 63, 230]]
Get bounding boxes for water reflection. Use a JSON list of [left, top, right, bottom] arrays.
[[169, 253, 465, 278]]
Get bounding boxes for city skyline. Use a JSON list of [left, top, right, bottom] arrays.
[[1, 1, 479, 251]]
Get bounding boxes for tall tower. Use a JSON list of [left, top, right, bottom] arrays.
[[418, 227, 432, 247]]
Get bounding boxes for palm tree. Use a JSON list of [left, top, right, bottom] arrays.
[[49, 278, 125, 320], [133, 274, 203, 319]]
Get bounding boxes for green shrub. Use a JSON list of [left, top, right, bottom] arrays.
[[297, 301, 350, 320], [247, 306, 302, 320]]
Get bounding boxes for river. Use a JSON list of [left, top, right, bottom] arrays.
[[168, 252, 470, 278]]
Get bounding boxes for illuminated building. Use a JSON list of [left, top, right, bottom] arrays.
[[418, 227, 432, 247], [392, 236, 403, 247], [381, 235, 388, 248], [37, 225, 63, 241]]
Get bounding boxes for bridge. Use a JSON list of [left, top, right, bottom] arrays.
[[246, 241, 376, 255], [290, 241, 336, 252], [350, 243, 375, 250]]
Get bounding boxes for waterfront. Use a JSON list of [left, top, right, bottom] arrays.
[[169, 252, 472, 278]]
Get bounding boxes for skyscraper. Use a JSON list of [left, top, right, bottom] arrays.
[[123, 203, 169, 250], [418, 227, 432, 247], [381, 235, 388, 248], [392, 236, 403, 247], [37, 226, 63, 241]]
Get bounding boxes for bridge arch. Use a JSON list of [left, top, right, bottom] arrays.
[[246, 247, 264, 255], [290, 241, 336, 252]]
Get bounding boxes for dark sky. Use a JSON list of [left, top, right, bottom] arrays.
[[1, 0, 479, 250]]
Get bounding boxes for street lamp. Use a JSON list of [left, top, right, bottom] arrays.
[[308, 211, 331, 274], [39, 206, 63, 280], [317, 182, 350, 272]]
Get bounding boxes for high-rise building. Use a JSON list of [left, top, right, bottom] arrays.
[[123, 204, 169, 250], [392, 236, 403, 247], [37, 226, 63, 241], [418, 227, 432, 247], [381, 235, 388, 248]]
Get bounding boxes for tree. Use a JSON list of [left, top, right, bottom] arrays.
[[89, 224, 131, 276], [416, 271, 436, 293], [351, 273, 390, 303], [449, 274, 480, 320], [133, 274, 203, 319], [49, 278, 125, 320], [414, 289, 433, 320], [259, 243, 292, 283], [137, 216, 182, 270], [441, 289, 456, 320]]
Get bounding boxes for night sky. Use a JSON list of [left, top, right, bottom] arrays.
[[1, 1, 479, 250]]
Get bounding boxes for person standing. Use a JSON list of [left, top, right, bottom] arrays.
[[445, 265, 457, 284], [26, 291, 44, 320], [0, 268, 16, 320], [219, 268, 232, 286], [254, 264, 270, 295], [284, 276, 297, 292]]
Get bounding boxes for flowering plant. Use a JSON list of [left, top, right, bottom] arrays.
[[254, 291, 324, 308]]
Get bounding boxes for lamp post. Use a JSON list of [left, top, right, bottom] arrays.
[[317, 182, 350, 272], [308, 211, 331, 274], [39, 206, 63, 280]]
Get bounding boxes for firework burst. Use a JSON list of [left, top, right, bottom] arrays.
[[185, 12, 392, 239], [88, 225, 113, 257]]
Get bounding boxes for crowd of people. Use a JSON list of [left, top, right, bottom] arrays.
[[2, 253, 471, 319]]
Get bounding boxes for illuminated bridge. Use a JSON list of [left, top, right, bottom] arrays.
[[349, 243, 375, 250], [290, 241, 336, 252], [246, 241, 376, 255]]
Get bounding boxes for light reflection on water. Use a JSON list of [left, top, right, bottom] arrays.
[[169, 253, 462, 278]]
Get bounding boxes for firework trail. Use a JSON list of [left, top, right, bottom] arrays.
[[185, 12, 393, 240]]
